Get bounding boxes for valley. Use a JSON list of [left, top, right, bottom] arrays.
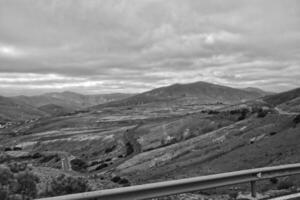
[[0, 82, 300, 199]]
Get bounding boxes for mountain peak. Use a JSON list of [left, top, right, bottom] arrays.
[[98, 81, 267, 108]]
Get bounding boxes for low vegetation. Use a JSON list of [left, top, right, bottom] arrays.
[[0, 84, 299, 199], [41, 175, 90, 197], [0, 166, 39, 200], [70, 158, 88, 172]]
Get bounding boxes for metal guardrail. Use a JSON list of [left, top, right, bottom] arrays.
[[36, 163, 300, 200]]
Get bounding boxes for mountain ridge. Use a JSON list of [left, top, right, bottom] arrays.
[[94, 81, 268, 108]]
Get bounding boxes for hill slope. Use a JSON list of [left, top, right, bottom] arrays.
[[242, 87, 273, 96], [263, 88, 300, 106], [263, 88, 300, 112], [98, 81, 266, 108], [0, 96, 47, 121], [38, 104, 73, 116], [14, 92, 133, 111]]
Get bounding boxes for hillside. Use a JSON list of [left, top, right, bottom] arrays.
[[116, 113, 300, 185], [242, 87, 273, 96], [14, 92, 133, 111], [1, 87, 300, 198], [38, 104, 73, 116], [98, 82, 266, 108], [0, 96, 47, 121], [263, 88, 300, 106], [263, 88, 300, 112]]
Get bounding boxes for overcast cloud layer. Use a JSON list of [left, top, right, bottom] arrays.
[[0, 0, 299, 96]]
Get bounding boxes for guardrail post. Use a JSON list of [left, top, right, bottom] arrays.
[[251, 180, 257, 198]]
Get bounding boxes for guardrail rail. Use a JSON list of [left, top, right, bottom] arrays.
[[36, 163, 300, 200]]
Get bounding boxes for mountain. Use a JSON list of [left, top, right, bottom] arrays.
[[242, 87, 273, 96], [0, 96, 47, 122], [38, 104, 73, 117], [263, 88, 300, 106], [13, 92, 133, 111], [97, 81, 267, 108], [263, 87, 300, 112]]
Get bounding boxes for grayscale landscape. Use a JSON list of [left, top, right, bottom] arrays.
[[0, 1, 299, 200]]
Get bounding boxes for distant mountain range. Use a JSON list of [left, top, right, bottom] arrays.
[[0, 96, 46, 121], [243, 87, 274, 96], [13, 92, 133, 110], [1, 81, 297, 122], [97, 81, 271, 108], [0, 92, 133, 121]]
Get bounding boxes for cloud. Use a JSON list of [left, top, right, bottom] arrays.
[[0, 0, 299, 96], [0, 45, 25, 58]]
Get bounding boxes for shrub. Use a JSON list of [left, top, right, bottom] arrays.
[[119, 178, 130, 186], [8, 162, 27, 173], [4, 147, 12, 152], [71, 158, 88, 172], [257, 108, 268, 118], [125, 142, 134, 156], [237, 114, 246, 121], [0, 167, 14, 186], [12, 147, 22, 151], [95, 163, 108, 171], [270, 177, 278, 184], [46, 175, 90, 196], [111, 176, 121, 183], [0, 167, 39, 200], [237, 108, 249, 121], [31, 152, 42, 159], [293, 115, 300, 126], [277, 179, 294, 190], [105, 145, 116, 153], [0, 188, 9, 200], [15, 171, 40, 199], [208, 110, 219, 115], [269, 132, 277, 136], [40, 154, 59, 163]]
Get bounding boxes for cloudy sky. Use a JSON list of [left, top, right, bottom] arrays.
[[0, 0, 299, 96]]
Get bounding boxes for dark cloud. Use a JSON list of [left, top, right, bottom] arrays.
[[0, 0, 299, 96]]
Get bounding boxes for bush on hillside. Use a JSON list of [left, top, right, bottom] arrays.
[[0, 167, 14, 186], [0, 189, 9, 200], [257, 108, 268, 118], [40, 154, 59, 163], [70, 158, 88, 172], [238, 109, 248, 121], [277, 179, 294, 190], [44, 175, 90, 196], [293, 115, 300, 126], [105, 145, 116, 153], [269, 132, 277, 136], [8, 162, 27, 173], [15, 171, 40, 199], [0, 166, 39, 200], [270, 177, 278, 184]]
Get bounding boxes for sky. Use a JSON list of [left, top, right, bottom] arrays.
[[0, 0, 299, 96]]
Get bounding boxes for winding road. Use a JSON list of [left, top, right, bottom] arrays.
[[275, 107, 299, 115]]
